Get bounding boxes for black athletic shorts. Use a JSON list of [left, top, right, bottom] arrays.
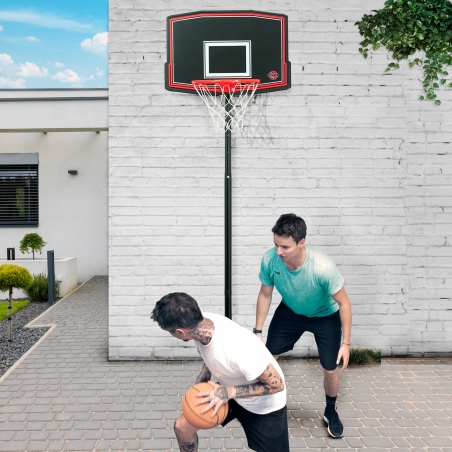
[[221, 399, 289, 452], [266, 302, 342, 371]]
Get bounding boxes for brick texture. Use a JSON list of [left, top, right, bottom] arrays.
[[109, 0, 452, 359]]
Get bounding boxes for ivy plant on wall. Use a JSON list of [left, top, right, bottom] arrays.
[[355, 0, 452, 105]]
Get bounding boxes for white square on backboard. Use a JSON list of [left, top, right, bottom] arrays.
[[204, 41, 251, 78]]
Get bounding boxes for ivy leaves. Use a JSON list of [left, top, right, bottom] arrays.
[[355, 0, 452, 105]]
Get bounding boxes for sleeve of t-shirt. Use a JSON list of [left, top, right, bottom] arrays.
[[258, 253, 273, 287], [230, 338, 272, 382], [318, 257, 344, 295]]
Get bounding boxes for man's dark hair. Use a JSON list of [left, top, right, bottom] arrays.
[[151, 292, 203, 332], [272, 213, 307, 244]]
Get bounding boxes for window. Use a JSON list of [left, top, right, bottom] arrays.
[[0, 154, 39, 227]]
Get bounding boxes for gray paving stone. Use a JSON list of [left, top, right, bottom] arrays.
[[125, 439, 141, 450], [47, 441, 67, 451], [63, 439, 97, 451], [13, 431, 30, 441], [29, 430, 51, 441], [93, 440, 111, 451], [28, 441, 52, 451], [0, 431, 15, 441], [224, 437, 244, 449], [141, 438, 173, 449], [0, 441, 30, 451], [84, 431, 103, 440], [102, 430, 118, 440]]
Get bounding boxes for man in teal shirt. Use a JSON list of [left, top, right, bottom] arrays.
[[254, 213, 352, 438]]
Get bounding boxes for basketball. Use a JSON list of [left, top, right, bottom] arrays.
[[182, 382, 229, 429]]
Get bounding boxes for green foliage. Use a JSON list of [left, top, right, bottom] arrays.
[[0, 300, 29, 322], [339, 348, 381, 366], [355, 0, 452, 104], [0, 264, 33, 292], [19, 233, 47, 260], [23, 273, 60, 302]]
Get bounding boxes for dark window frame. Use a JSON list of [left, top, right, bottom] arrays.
[[0, 164, 39, 227]]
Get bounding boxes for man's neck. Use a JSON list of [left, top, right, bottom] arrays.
[[191, 318, 215, 345], [285, 247, 307, 271]]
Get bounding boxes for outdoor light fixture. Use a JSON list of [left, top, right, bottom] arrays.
[[68, 170, 78, 175]]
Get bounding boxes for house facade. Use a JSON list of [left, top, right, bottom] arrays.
[[0, 89, 108, 284]]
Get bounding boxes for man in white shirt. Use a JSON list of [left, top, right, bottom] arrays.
[[151, 292, 289, 452]]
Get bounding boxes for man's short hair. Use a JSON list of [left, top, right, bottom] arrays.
[[151, 292, 203, 332], [272, 213, 307, 244]]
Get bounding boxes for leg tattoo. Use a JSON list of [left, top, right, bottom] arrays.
[[174, 419, 198, 452], [180, 441, 197, 452]]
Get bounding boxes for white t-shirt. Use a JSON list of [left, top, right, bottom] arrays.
[[193, 312, 286, 415]]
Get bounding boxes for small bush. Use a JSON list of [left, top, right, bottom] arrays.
[[0, 264, 33, 292], [23, 273, 60, 302], [0, 264, 33, 341], [340, 347, 381, 367]]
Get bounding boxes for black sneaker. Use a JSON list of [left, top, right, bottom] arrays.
[[323, 405, 344, 438]]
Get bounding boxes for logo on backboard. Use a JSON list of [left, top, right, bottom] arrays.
[[267, 70, 279, 80]]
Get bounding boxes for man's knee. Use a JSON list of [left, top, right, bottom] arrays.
[[322, 367, 338, 376], [174, 414, 198, 435], [174, 414, 186, 435]]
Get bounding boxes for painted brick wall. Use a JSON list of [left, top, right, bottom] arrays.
[[109, 0, 452, 360]]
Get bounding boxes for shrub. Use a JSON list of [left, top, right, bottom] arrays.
[[23, 273, 60, 302], [0, 264, 33, 341], [0, 264, 33, 292], [19, 233, 47, 260], [339, 347, 381, 367]]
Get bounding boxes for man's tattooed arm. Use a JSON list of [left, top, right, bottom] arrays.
[[196, 363, 284, 416], [195, 363, 212, 384], [228, 363, 285, 399]]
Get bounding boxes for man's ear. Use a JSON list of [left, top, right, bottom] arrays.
[[299, 238, 306, 247], [174, 328, 186, 338]]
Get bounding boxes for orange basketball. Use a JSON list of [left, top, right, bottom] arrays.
[[182, 382, 229, 429]]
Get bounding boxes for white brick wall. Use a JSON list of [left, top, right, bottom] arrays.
[[109, 0, 452, 360]]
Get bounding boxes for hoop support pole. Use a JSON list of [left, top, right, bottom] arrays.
[[225, 96, 232, 319]]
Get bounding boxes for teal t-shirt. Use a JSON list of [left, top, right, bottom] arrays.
[[259, 246, 344, 317]]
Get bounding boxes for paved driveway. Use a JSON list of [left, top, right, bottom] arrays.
[[0, 276, 451, 451]]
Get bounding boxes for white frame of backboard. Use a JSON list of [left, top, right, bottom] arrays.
[[204, 41, 251, 78]]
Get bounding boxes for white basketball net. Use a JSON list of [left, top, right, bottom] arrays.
[[193, 80, 259, 133]]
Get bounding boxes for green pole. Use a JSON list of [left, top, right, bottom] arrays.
[[224, 96, 232, 319]]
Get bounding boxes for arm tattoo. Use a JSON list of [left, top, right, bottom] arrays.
[[232, 364, 284, 399], [214, 386, 229, 401]]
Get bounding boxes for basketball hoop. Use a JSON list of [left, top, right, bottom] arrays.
[[192, 79, 260, 133]]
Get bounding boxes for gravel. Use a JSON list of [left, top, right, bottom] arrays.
[[0, 301, 53, 377]]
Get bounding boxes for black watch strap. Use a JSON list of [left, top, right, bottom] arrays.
[[253, 328, 262, 334]]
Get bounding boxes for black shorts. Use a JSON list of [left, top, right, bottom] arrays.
[[221, 399, 289, 452], [266, 302, 342, 371]]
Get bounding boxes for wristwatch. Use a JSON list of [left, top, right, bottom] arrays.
[[253, 328, 262, 334]]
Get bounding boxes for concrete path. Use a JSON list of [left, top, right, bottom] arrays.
[[0, 276, 451, 451]]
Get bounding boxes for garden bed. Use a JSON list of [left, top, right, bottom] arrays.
[[0, 301, 52, 377]]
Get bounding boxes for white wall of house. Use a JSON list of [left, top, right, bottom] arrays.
[[109, 0, 452, 360], [0, 89, 108, 284]]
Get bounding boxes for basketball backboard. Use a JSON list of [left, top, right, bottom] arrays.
[[165, 10, 291, 94]]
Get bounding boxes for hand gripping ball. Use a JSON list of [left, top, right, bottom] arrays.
[[182, 382, 229, 429]]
